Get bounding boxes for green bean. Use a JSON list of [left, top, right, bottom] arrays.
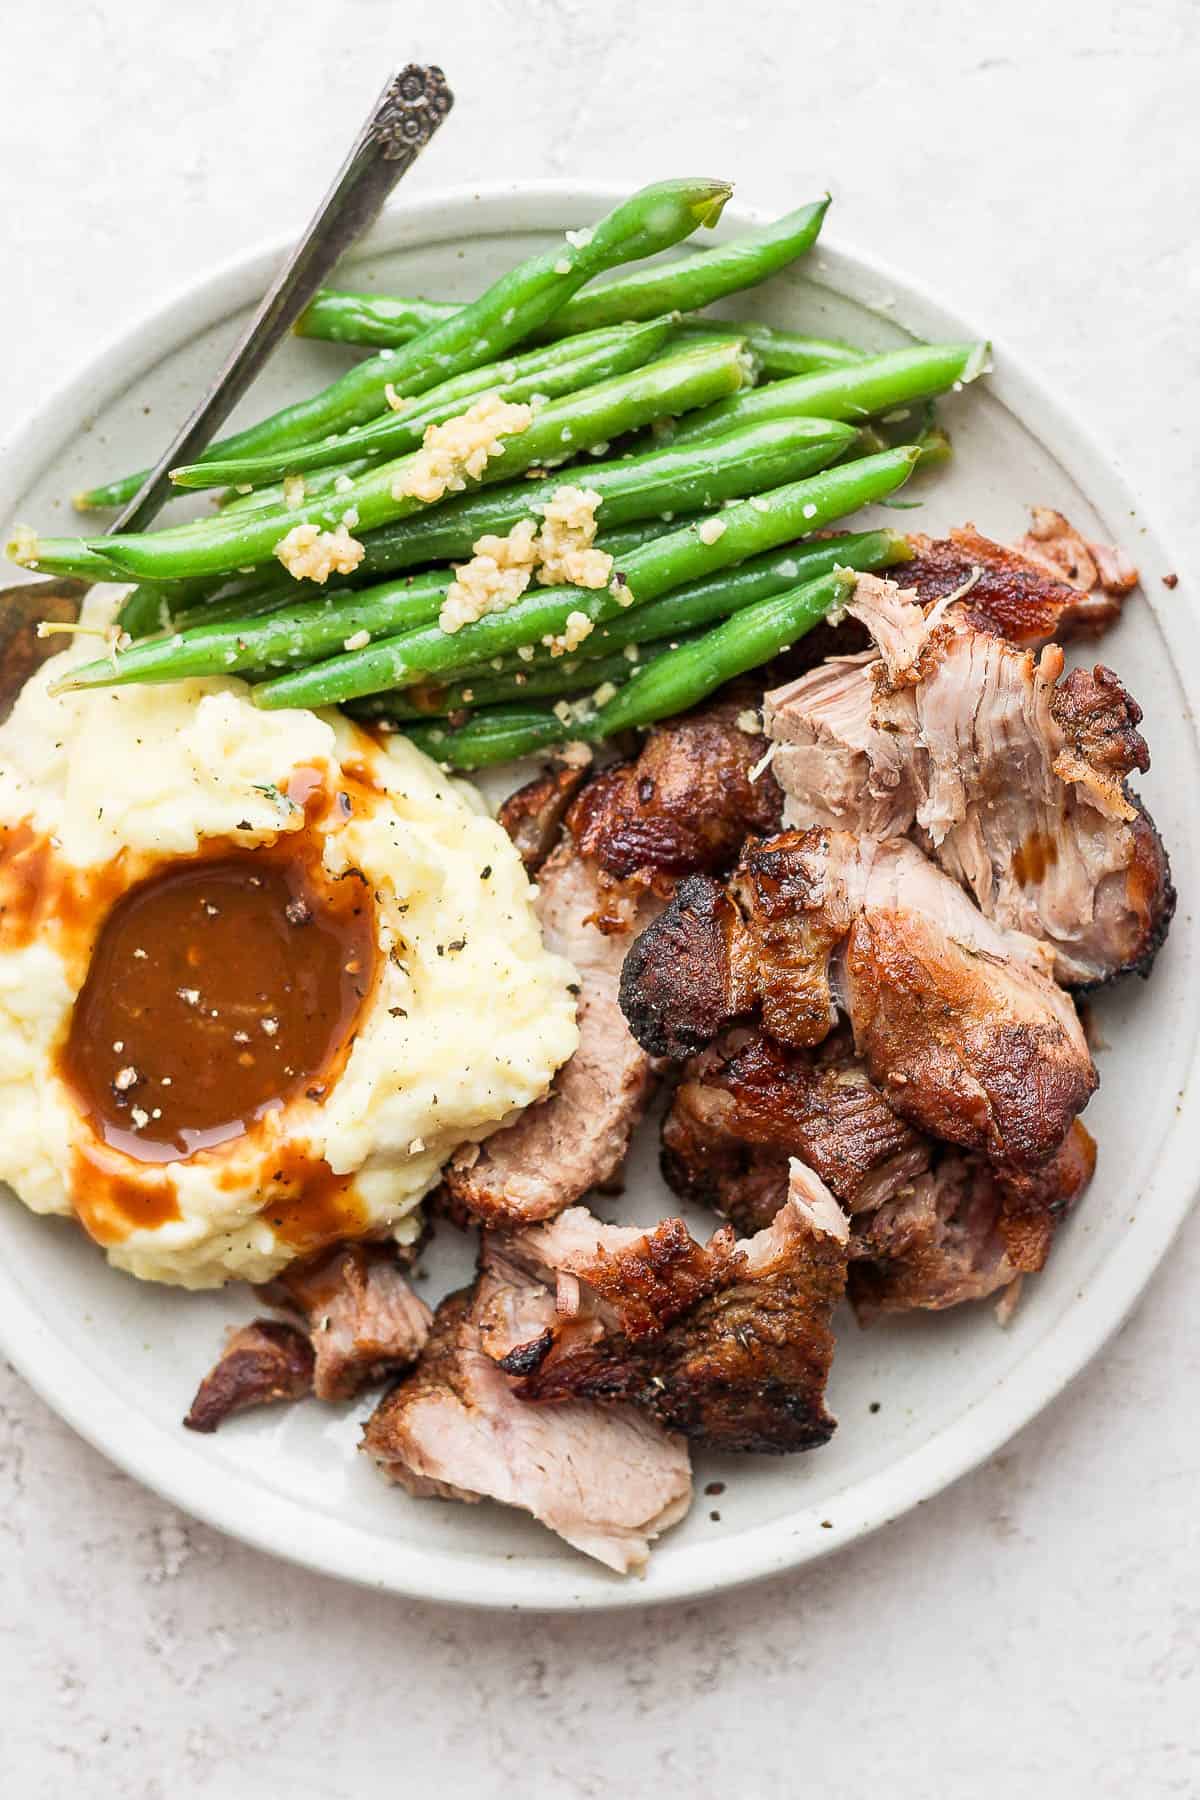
[[293, 292, 455, 347], [297, 300, 867, 380], [53, 339, 753, 584], [169, 518, 693, 636], [54, 571, 451, 693], [215, 457, 374, 515], [118, 579, 214, 639], [531, 198, 829, 334], [4, 528, 124, 582], [350, 528, 908, 716], [294, 200, 829, 349], [512, 525, 908, 667], [359, 643, 679, 722], [403, 705, 577, 770], [251, 446, 919, 711], [670, 341, 990, 444], [73, 177, 732, 512], [588, 567, 854, 734], [169, 320, 673, 491], [676, 319, 868, 376]]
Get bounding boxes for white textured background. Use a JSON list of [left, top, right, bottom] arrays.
[[4, 4, 1199, 1796]]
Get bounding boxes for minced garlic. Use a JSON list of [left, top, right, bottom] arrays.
[[438, 517, 540, 634], [437, 485, 614, 635], [282, 474, 306, 510], [384, 383, 411, 413], [274, 521, 365, 584], [697, 517, 727, 545], [592, 681, 618, 707], [534, 485, 612, 590], [543, 610, 594, 658], [394, 394, 532, 506]]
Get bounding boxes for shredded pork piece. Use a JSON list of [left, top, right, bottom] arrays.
[[274, 520, 365, 584], [394, 393, 533, 505]]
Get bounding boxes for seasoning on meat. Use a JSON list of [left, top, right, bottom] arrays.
[[661, 1022, 930, 1234]]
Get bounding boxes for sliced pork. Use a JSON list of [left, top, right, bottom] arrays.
[[766, 573, 1174, 986], [361, 1280, 692, 1575], [446, 704, 780, 1225], [266, 1241, 433, 1401], [183, 1320, 315, 1434], [849, 1120, 1096, 1320], [183, 1242, 431, 1432], [444, 847, 660, 1224], [620, 828, 1097, 1171], [660, 1024, 930, 1234], [483, 1171, 849, 1455]]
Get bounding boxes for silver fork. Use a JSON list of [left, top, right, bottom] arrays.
[[0, 62, 453, 714]]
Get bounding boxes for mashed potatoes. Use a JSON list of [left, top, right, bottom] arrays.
[[0, 598, 579, 1287]]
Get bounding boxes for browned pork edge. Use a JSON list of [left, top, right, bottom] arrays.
[[479, 1167, 850, 1455], [849, 1120, 1097, 1320], [184, 1321, 315, 1433], [660, 1023, 931, 1235]]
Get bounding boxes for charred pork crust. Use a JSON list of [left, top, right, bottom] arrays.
[[488, 1186, 849, 1455], [621, 829, 1097, 1172], [618, 872, 743, 1060], [660, 1024, 930, 1233], [565, 698, 782, 901], [496, 763, 590, 873], [903, 516, 1135, 649], [848, 1120, 1096, 1320], [183, 1320, 314, 1433]]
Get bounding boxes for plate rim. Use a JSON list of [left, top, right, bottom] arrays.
[[1, 178, 1197, 1612]]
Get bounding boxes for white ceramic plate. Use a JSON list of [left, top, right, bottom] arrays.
[[1, 183, 1196, 1612]]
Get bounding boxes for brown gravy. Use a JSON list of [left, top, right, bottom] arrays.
[[60, 850, 377, 1164]]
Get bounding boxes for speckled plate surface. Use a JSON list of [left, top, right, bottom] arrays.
[[0, 183, 1196, 1611]]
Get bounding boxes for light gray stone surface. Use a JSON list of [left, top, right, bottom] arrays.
[[3, 3, 1198, 1795]]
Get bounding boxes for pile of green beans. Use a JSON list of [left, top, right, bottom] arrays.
[[12, 178, 997, 771], [68, 176, 736, 513]]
